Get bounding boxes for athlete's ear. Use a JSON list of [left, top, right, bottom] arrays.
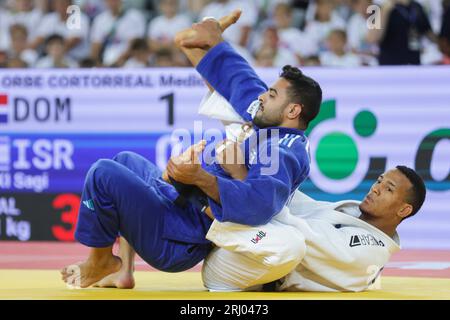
[[398, 204, 413, 220], [286, 103, 302, 120]]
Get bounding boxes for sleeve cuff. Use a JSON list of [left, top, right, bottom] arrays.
[[207, 174, 232, 222]]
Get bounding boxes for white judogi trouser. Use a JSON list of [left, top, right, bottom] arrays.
[[202, 192, 400, 292], [202, 207, 307, 291]]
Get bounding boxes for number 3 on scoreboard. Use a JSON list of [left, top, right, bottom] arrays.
[[52, 194, 80, 241]]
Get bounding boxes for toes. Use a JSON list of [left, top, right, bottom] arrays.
[[67, 274, 81, 287]]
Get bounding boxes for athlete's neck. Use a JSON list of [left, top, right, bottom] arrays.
[[359, 211, 397, 239]]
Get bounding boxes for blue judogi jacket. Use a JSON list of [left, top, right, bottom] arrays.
[[196, 41, 311, 226]]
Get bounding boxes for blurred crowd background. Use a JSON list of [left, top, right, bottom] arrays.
[[0, 0, 449, 68]]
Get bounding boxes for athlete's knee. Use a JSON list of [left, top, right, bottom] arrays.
[[86, 159, 121, 183], [112, 151, 139, 165]]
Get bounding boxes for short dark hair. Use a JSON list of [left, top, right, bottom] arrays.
[[79, 58, 97, 68], [130, 38, 149, 52], [396, 165, 426, 219], [280, 65, 322, 129], [45, 34, 64, 46]]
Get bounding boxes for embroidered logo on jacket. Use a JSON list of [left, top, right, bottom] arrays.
[[251, 231, 267, 244], [82, 199, 95, 211], [247, 99, 260, 118], [350, 234, 385, 247]]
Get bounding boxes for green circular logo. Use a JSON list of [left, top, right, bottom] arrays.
[[316, 132, 359, 179], [354, 110, 377, 137]]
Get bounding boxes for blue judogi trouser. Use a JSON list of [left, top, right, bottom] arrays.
[[74, 151, 212, 272]]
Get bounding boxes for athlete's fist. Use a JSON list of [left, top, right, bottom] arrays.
[[215, 139, 248, 180], [164, 140, 206, 184]]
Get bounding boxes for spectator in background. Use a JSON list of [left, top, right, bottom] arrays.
[[74, 0, 107, 20], [335, 0, 355, 21], [200, 0, 257, 48], [91, 0, 146, 66], [79, 57, 99, 68], [272, 2, 318, 62], [185, 0, 211, 21], [416, 0, 444, 65], [124, 0, 157, 18], [303, 55, 322, 66], [35, 34, 79, 68], [0, 51, 7, 68], [6, 57, 28, 68], [254, 45, 277, 67], [416, 0, 443, 34], [439, 0, 450, 64], [147, 0, 192, 52], [8, 24, 38, 67], [0, 0, 43, 51], [367, 0, 437, 65], [320, 29, 362, 66], [153, 47, 175, 66], [31, 0, 90, 61], [347, 0, 379, 65], [34, 0, 51, 14], [0, 6, 10, 52], [252, 24, 299, 67], [124, 38, 151, 68], [303, 0, 347, 52]]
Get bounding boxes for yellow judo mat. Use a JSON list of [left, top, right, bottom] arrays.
[[1, 269, 450, 300]]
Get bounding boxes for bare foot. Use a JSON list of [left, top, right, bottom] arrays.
[[93, 268, 135, 289], [61, 255, 122, 288]]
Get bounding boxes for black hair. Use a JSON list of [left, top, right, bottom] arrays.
[[130, 38, 149, 52], [396, 165, 426, 219], [79, 58, 97, 68], [280, 65, 322, 129], [155, 47, 173, 58], [45, 34, 65, 46]]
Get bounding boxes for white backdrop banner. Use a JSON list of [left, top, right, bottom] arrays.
[[0, 67, 449, 248]]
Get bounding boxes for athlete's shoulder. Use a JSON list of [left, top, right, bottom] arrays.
[[278, 132, 308, 150]]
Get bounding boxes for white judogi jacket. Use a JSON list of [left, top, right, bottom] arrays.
[[280, 192, 400, 292], [205, 191, 400, 292], [199, 91, 401, 292]]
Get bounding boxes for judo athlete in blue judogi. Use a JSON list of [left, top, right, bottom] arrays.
[[61, 12, 322, 288]]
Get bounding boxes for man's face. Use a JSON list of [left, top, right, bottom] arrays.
[[274, 6, 291, 29], [160, 0, 178, 17], [106, 0, 122, 11], [16, 0, 33, 12], [54, 0, 71, 15], [253, 78, 292, 128], [255, 47, 275, 67], [327, 32, 346, 53], [359, 169, 413, 220], [48, 41, 65, 59], [11, 29, 27, 49]]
